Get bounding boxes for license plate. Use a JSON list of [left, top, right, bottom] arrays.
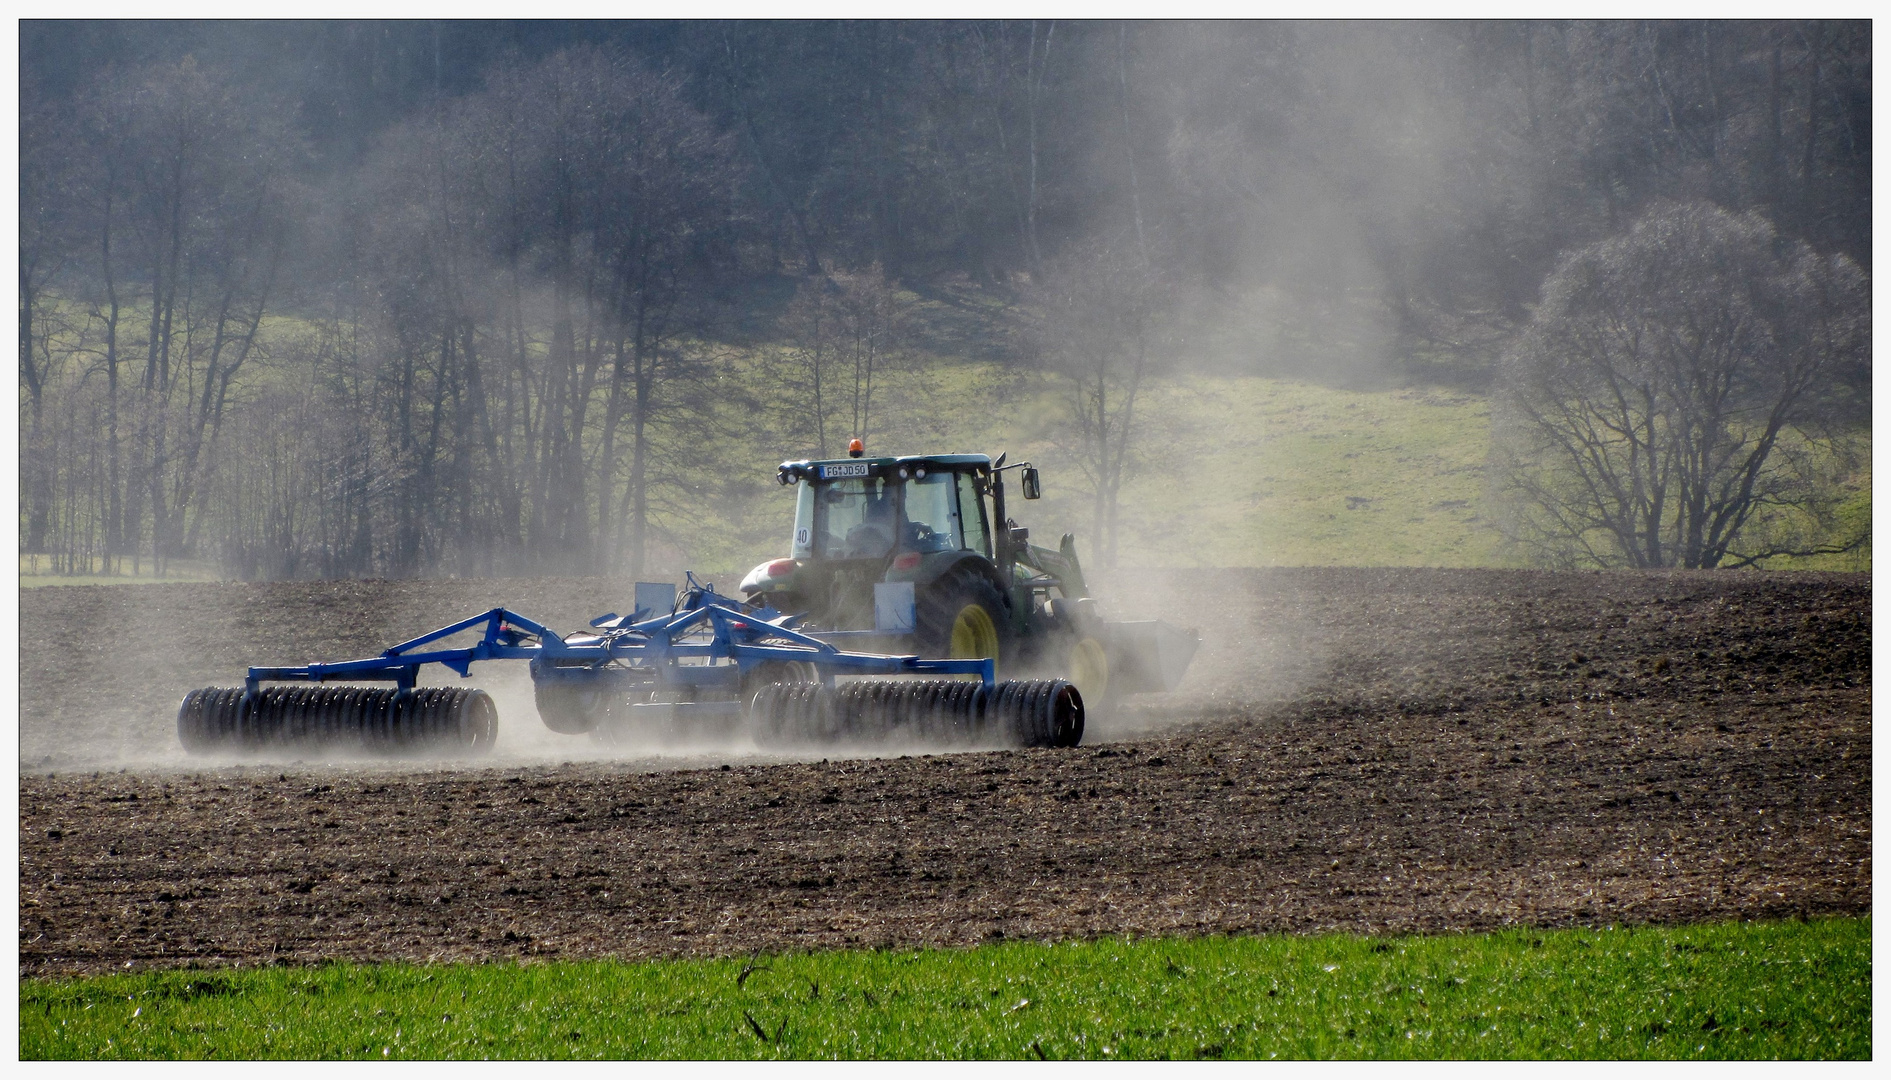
[[820, 462, 870, 478]]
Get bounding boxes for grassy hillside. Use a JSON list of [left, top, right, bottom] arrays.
[[608, 365, 1514, 578], [1007, 376, 1509, 570], [22, 308, 1868, 583], [723, 367, 1867, 574]]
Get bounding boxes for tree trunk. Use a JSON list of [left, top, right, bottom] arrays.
[[19, 272, 50, 553], [619, 355, 654, 579]]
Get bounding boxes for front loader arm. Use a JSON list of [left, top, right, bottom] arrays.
[[1014, 533, 1091, 599]]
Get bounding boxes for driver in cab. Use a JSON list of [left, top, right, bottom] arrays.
[[844, 487, 898, 558]]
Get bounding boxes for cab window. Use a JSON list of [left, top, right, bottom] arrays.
[[814, 477, 898, 559], [901, 472, 963, 553]]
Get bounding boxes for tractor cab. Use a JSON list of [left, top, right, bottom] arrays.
[[739, 442, 1089, 637], [739, 452, 1017, 634], [788, 453, 995, 565]]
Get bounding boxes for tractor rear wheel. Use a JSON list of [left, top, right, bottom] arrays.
[[915, 569, 1009, 671]]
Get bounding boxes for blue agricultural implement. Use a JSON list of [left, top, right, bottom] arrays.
[[179, 443, 1196, 758], [177, 575, 1085, 757]]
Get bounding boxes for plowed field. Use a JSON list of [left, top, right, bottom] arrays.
[[19, 568, 1870, 977]]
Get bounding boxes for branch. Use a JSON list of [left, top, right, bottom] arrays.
[[1718, 529, 1870, 569]]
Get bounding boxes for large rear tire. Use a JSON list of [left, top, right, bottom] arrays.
[[914, 569, 1009, 671]]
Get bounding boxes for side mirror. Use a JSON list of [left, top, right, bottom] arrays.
[[1020, 467, 1041, 500]]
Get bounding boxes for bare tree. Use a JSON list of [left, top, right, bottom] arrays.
[[18, 79, 79, 556], [579, 57, 741, 578], [42, 56, 298, 576], [1032, 235, 1175, 569], [774, 263, 911, 458], [336, 46, 742, 579], [964, 20, 1060, 278], [1495, 200, 1869, 569], [772, 278, 841, 459]]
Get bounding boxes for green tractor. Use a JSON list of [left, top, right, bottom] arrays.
[[738, 441, 1198, 714]]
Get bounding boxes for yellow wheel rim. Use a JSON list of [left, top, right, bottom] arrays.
[[948, 603, 1000, 670], [1067, 636, 1109, 706]]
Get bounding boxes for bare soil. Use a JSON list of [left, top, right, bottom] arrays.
[[19, 568, 1871, 977]]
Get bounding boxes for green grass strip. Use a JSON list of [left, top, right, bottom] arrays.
[[21, 917, 1869, 1060]]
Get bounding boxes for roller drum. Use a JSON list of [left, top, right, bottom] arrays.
[[838, 681, 891, 741], [898, 682, 938, 742], [1008, 681, 1042, 747], [1024, 680, 1056, 747], [987, 678, 1084, 748], [749, 682, 821, 748], [177, 685, 497, 757], [1049, 681, 1084, 747], [988, 681, 1024, 744], [946, 680, 985, 741], [176, 689, 211, 752], [744, 677, 1080, 749], [747, 683, 782, 746]]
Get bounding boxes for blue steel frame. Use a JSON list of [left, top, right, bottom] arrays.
[[241, 583, 994, 696]]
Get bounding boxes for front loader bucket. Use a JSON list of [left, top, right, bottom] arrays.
[[1103, 620, 1200, 694]]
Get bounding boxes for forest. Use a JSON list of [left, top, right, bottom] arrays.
[[17, 20, 1872, 579]]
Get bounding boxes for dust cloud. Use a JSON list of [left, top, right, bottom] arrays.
[[18, 565, 1323, 776], [1076, 566, 1324, 742]]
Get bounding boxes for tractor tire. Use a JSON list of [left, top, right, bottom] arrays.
[[1042, 597, 1111, 722], [1065, 635, 1111, 719], [740, 660, 821, 701], [914, 568, 1009, 670], [534, 679, 611, 735]]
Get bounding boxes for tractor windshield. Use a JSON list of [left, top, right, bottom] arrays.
[[811, 477, 899, 559], [791, 467, 986, 561]]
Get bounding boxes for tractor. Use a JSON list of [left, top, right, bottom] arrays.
[[736, 440, 1198, 715]]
